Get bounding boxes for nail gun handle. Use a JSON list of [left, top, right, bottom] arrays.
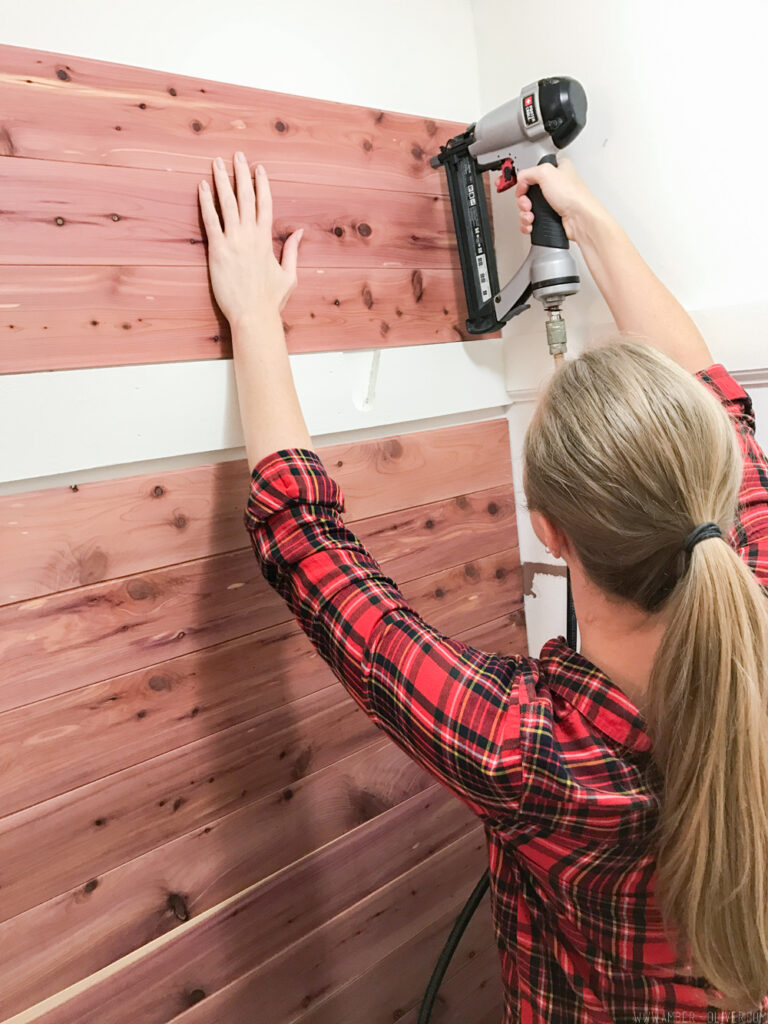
[[528, 155, 570, 250]]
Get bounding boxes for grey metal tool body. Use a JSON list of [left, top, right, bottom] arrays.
[[431, 77, 587, 358]]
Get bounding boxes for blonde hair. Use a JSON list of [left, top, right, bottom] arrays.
[[523, 340, 768, 1009]]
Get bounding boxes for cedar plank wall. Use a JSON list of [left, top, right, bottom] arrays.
[[0, 421, 523, 1023], [0, 43, 498, 372], [0, 44, 520, 1024]]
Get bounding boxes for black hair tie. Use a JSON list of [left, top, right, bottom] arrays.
[[683, 522, 723, 554]]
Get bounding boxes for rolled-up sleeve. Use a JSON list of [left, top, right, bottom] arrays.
[[695, 364, 768, 590], [244, 447, 529, 823]]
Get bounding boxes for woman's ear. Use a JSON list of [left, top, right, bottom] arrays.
[[530, 509, 565, 560]]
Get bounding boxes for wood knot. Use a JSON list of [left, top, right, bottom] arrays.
[[152, 485, 165, 497], [70, 483, 79, 491], [274, 119, 287, 132], [126, 578, 154, 601], [122, 322, 132, 330], [424, 119, 437, 136], [434, 587, 445, 599], [138, 102, 147, 110], [169, 87, 177, 96], [495, 567, 507, 580], [357, 222, 372, 237], [173, 797, 186, 813], [379, 321, 390, 337], [167, 892, 190, 922], [111, 213, 120, 222], [191, 120, 202, 132], [362, 139, 373, 151], [94, 817, 107, 827], [411, 144, 425, 160], [464, 563, 479, 579], [487, 501, 499, 515], [411, 270, 424, 303], [173, 513, 188, 529], [362, 286, 373, 310], [333, 226, 344, 237], [282, 788, 294, 801], [56, 68, 70, 81], [424, 519, 434, 529], [54, 217, 65, 226], [187, 990, 206, 1007], [382, 438, 403, 459], [83, 878, 99, 894]]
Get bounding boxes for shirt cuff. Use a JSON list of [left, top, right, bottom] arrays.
[[243, 448, 345, 530], [695, 363, 749, 403]]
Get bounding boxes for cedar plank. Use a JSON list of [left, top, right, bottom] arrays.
[[0, 606, 525, 817], [0, 418, 513, 605], [0, 742, 449, 1018], [0, 265, 484, 375], [0, 44, 461, 195], [0, 157, 458, 269], [0, 685, 377, 924], [0, 545, 522, 711], [5, 814, 485, 1024]]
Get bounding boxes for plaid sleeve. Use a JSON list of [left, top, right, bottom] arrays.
[[243, 447, 528, 824], [695, 363, 768, 590]]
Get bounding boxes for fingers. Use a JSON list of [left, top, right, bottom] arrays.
[[233, 151, 256, 223], [254, 164, 273, 231], [212, 157, 240, 232], [515, 191, 533, 234], [198, 180, 223, 241], [280, 228, 304, 283]]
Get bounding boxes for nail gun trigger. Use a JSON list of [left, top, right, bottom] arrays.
[[502, 302, 530, 323], [495, 158, 517, 193]]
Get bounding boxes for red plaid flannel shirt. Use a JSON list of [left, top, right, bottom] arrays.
[[244, 364, 768, 1023]]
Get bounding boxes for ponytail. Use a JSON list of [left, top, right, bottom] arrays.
[[523, 340, 768, 1009], [647, 535, 768, 1009]]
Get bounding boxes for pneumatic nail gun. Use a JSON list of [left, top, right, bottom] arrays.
[[431, 77, 587, 360]]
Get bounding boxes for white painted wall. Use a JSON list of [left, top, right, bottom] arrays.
[[473, 0, 768, 654], [4, 0, 768, 658]]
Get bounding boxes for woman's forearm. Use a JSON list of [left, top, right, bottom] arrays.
[[573, 207, 714, 374], [230, 309, 313, 473]]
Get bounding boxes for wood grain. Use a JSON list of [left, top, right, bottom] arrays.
[[0, 543, 522, 713], [6, 812, 486, 1024], [0, 44, 460, 194], [0, 607, 524, 818], [164, 827, 490, 1024], [0, 265, 476, 374], [0, 741, 451, 1018], [0, 685, 377, 924], [0, 43, 502, 374], [288, 883, 496, 1024], [0, 418, 514, 605], [0, 157, 458, 269]]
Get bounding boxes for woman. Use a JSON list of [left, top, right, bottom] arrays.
[[198, 153, 768, 1022]]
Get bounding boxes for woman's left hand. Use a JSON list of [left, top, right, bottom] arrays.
[[198, 153, 303, 325]]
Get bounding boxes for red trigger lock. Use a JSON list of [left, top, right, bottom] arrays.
[[495, 158, 517, 193]]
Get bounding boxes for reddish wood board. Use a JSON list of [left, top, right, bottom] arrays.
[[0, 43, 500, 373]]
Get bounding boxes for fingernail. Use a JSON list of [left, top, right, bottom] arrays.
[[235, 151, 245, 163], [298, 228, 304, 240], [214, 157, 225, 170], [200, 180, 209, 191], [256, 163, 265, 175]]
